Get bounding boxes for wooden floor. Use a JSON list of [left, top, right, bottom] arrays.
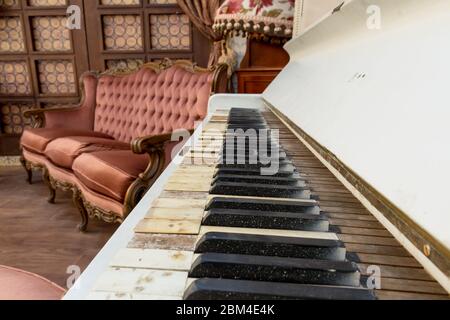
[[0, 166, 117, 289], [264, 111, 448, 299]]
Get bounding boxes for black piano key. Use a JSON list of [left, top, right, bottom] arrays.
[[226, 122, 266, 126], [184, 278, 376, 300], [228, 112, 263, 118], [219, 151, 288, 161], [221, 145, 281, 151], [195, 232, 346, 260], [226, 125, 268, 129], [226, 118, 266, 122], [189, 253, 361, 287], [221, 146, 283, 154], [210, 181, 311, 199], [220, 152, 286, 163], [215, 164, 296, 177], [206, 197, 320, 215], [222, 140, 283, 148], [203, 208, 329, 231], [217, 160, 293, 170], [212, 174, 305, 186]]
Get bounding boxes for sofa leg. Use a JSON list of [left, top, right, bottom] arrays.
[[20, 156, 33, 184], [72, 189, 88, 232], [42, 168, 56, 204]]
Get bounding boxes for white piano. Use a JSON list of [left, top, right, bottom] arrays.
[[65, 0, 450, 299]]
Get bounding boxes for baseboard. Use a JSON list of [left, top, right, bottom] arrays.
[[0, 156, 21, 167]]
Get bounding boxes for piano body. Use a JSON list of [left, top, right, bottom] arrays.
[[65, 0, 450, 300]]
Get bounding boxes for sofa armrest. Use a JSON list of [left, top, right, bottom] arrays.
[[24, 106, 84, 129], [124, 133, 179, 214], [131, 132, 175, 155], [24, 72, 98, 130], [124, 130, 195, 214]]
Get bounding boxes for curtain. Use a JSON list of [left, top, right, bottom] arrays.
[[177, 0, 222, 67]]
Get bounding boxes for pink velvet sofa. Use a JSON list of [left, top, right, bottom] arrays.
[[20, 60, 227, 231]]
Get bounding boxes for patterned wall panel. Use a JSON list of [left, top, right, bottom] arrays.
[[150, 14, 191, 50], [28, 0, 67, 6], [31, 16, 71, 52], [100, 0, 140, 5], [106, 58, 144, 71], [1, 102, 34, 134], [37, 60, 76, 94], [102, 15, 143, 51], [0, 0, 19, 8], [0, 61, 31, 95], [0, 17, 25, 53], [149, 0, 177, 4]]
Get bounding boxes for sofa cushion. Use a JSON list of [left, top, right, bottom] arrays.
[[45, 136, 130, 169], [21, 128, 113, 155], [0, 265, 65, 300], [73, 150, 150, 202]]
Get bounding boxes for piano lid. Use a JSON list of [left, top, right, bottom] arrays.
[[264, 0, 450, 254]]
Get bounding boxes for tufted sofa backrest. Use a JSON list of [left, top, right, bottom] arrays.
[[93, 64, 217, 143]]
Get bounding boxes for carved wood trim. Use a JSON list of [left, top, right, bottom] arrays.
[[80, 193, 124, 225]]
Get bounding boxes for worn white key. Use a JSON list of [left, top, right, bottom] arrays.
[[146, 207, 205, 220], [165, 182, 211, 193], [110, 249, 194, 271], [153, 198, 207, 209], [86, 291, 181, 301], [135, 218, 202, 235], [93, 268, 188, 298]]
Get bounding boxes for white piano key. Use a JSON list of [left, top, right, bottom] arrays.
[[110, 248, 194, 271], [153, 197, 208, 209], [93, 268, 188, 298], [135, 218, 202, 235], [86, 291, 181, 301], [146, 207, 205, 220]]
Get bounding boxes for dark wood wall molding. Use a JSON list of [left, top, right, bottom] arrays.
[[267, 101, 450, 278], [237, 39, 290, 94], [83, 0, 210, 72]]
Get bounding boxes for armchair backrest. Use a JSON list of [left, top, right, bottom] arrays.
[[92, 60, 227, 143]]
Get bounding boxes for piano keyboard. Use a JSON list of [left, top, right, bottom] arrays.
[[86, 108, 448, 300]]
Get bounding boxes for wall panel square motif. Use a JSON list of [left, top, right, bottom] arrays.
[[1, 102, 33, 134], [28, 0, 67, 6], [0, 17, 25, 53], [0, 0, 19, 8], [103, 15, 143, 51], [32, 16, 71, 52], [150, 14, 191, 50], [0, 61, 31, 95], [106, 58, 144, 71], [100, 0, 140, 5], [149, 0, 177, 4], [37, 60, 76, 94]]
